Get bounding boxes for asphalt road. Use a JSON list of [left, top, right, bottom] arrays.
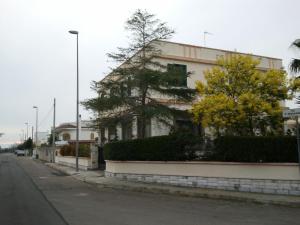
[[0, 153, 67, 225], [1, 153, 300, 225]]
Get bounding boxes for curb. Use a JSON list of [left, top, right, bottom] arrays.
[[45, 163, 300, 208], [90, 181, 300, 208]]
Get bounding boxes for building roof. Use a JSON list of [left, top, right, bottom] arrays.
[[55, 120, 94, 131], [158, 40, 281, 61], [100, 40, 282, 82]]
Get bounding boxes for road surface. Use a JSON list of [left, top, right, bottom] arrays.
[[0, 153, 299, 225]]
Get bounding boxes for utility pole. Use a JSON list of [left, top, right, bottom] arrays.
[[21, 129, 25, 142], [33, 106, 39, 158], [31, 126, 34, 156], [52, 98, 56, 163], [25, 122, 29, 140], [296, 116, 300, 171]]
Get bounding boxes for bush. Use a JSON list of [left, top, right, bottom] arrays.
[[78, 144, 90, 157], [60, 144, 90, 157], [209, 136, 298, 163], [104, 134, 201, 161], [104, 135, 298, 163]]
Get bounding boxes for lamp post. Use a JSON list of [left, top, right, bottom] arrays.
[[33, 106, 38, 149], [52, 98, 56, 163], [69, 30, 79, 172]]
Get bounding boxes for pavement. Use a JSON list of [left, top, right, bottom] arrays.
[[45, 160, 300, 208]]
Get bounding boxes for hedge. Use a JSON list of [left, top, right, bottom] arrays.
[[60, 144, 90, 157], [209, 136, 298, 163], [104, 135, 298, 163], [104, 135, 200, 161]]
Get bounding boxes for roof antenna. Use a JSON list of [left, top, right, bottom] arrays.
[[204, 31, 213, 47]]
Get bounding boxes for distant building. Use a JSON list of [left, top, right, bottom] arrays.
[[55, 120, 99, 145]]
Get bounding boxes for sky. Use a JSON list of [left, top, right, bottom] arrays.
[[0, 0, 300, 147]]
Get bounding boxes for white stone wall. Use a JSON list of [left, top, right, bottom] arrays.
[[37, 147, 58, 162], [105, 160, 300, 196], [55, 156, 92, 170], [105, 171, 300, 196]]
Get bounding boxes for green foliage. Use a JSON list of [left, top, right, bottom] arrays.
[[104, 134, 201, 161], [192, 55, 296, 136], [290, 39, 300, 74], [104, 134, 298, 163], [18, 138, 33, 149], [208, 136, 298, 163], [82, 9, 196, 138], [47, 133, 59, 145], [60, 144, 91, 157]]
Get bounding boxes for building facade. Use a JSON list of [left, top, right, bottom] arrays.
[[98, 40, 283, 144]]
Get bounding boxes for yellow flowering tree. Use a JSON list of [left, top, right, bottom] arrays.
[[192, 55, 297, 136]]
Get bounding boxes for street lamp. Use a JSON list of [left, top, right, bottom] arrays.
[[69, 30, 79, 172], [33, 106, 38, 149]]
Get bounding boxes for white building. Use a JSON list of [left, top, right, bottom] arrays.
[[55, 120, 99, 143], [98, 40, 283, 143]]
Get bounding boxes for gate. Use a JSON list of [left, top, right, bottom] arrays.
[[98, 146, 106, 170]]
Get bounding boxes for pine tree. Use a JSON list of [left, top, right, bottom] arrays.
[[83, 9, 196, 139]]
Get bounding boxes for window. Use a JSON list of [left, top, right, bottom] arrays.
[[108, 126, 117, 141], [62, 133, 70, 141], [174, 117, 202, 136], [137, 118, 151, 138], [122, 121, 132, 140], [120, 78, 132, 97], [167, 64, 187, 86]]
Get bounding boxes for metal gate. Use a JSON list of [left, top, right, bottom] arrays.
[[98, 146, 106, 170]]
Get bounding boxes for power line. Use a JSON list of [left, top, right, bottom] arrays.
[[38, 105, 54, 129]]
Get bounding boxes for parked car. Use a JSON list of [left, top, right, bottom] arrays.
[[16, 150, 25, 156]]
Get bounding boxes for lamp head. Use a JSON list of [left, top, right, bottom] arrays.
[[69, 30, 78, 34]]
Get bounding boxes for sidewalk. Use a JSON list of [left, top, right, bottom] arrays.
[[45, 162, 300, 207]]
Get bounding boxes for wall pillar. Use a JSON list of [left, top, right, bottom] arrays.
[[132, 116, 138, 139]]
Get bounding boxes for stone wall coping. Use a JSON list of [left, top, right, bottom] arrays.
[[56, 156, 90, 159], [105, 160, 299, 167]]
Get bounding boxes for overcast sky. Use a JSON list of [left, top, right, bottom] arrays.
[[1, 0, 300, 146]]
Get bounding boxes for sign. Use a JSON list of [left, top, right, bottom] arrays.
[[283, 108, 300, 118]]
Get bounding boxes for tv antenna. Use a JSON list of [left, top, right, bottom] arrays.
[[203, 31, 213, 46]]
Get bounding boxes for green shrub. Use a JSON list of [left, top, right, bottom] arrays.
[[104, 135, 201, 161], [78, 144, 90, 157], [59, 144, 90, 157], [209, 136, 298, 163], [104, 135, 298, 163]]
